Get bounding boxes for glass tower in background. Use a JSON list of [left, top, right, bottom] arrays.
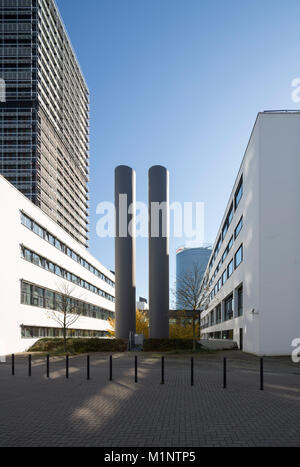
[[176, 246, 212, 309], [0, 0, 89, 247]]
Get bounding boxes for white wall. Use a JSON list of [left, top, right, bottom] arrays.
[[0, 175, 115, 355], [258, 113, 300, 355]]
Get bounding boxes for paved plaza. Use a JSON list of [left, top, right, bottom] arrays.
[[0, 351, 299, 447]]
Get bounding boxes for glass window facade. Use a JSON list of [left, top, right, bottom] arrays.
[[21, 281, 114, 321], [21, 212, 115, 288], [20, 246, 115, 303], [21, 325, 108, 339], [0, 0, 90, 247]]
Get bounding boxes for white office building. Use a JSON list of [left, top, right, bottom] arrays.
[[0, 175, 115, 355], [200, 111, 300, 356]]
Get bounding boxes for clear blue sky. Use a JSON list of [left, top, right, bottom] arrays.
[[57, 0, 300, 300]]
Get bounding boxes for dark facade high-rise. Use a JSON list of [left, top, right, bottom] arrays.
[[0, 0, 89, 247]]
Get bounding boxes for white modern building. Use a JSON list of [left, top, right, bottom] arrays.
[[0, 175, 115, 355], [200, 111, 300, 356]]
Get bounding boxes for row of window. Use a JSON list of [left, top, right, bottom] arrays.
[[210, 245, 243, 302], [202, 285, 243, 328], [21, 325, 108, 340], [210, 217, 243, 286], [21, 281, 114, 321], [21, 246, 115, 303], [21, 212, 115, 288], [209, 175, 243, 273]]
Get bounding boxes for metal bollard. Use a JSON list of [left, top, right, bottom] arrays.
[[223, 357, 227, 389], [109, 355, 112, 381], [11, 354, 15, 376], [260, 358, 264, 391], [66, 354, 69, 379], [135, 356, 138, 383], [87, 355, 90, 381], [46, 354, 50, 378], [191, 357, 194, 386], [161, 356, 165, 385], [28, 354, 32, 377]]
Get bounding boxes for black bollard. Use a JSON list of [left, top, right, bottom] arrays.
[[223, 357, 227, 389], [191, 357, 194, 386], [161, 356, 165, 385], [66, 354, 69, 379], [28, 354, 32, 377], [135, 356, 138, 383], [260, 358, 264, 391], [12, 354, 15, 376], [46, 354, 50, 378], [87, 355, 90, 380], [109, 355, 112, 381]]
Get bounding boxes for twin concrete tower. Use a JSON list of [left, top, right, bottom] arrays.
[[115, 165, 169, 339]]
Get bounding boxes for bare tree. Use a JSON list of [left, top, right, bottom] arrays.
[[175, 263, 210, 351], [47, 281, 82, 353]]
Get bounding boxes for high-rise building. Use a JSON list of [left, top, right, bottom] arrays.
[[176, 246, 211, 309], [0, 0, 89, 247]]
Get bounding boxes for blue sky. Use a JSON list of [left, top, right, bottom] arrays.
[[57, 0, 300, 299]]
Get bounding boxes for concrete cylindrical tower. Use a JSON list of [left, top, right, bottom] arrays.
[[115, 166, 136, 339], [148, 165, 170, 339]]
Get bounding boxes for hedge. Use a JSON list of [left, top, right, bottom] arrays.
[[28, 338, 128, 353], [143, 339, 202, 352]]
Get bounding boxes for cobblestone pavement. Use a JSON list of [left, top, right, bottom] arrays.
[[0, 351, 299, 447]]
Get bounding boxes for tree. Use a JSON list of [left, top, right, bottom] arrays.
[[47, 281, 82, 353], [169, 310, 199, 339], [175, 263, 210, 351], [108, 309, 150, 338]]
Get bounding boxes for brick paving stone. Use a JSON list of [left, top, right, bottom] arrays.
[[0, 351, 299, 447]]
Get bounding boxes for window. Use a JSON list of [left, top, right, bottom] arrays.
[[32, 253, 40, 267], [21, 282, 31, 305], [23, 247, 31, 262], [224, 295, 233, 321], [235, 216, 243, 239], [237, 286, 243, 317], [32, 286, 44, 307], [235, 244, 243, 269], [45, 290, 55, 310], [222, 223, 228, 240], [216, 304, 222, 324], [235, 176, 243, 209], [222, 203, 234, 240], [227, 259, 234, 278], [222, 270, 227, 285], [21, 213, 32, 229]]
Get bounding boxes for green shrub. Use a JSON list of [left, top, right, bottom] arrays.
[[143, 338, 202, 352], [29, 338, 128, 354]]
